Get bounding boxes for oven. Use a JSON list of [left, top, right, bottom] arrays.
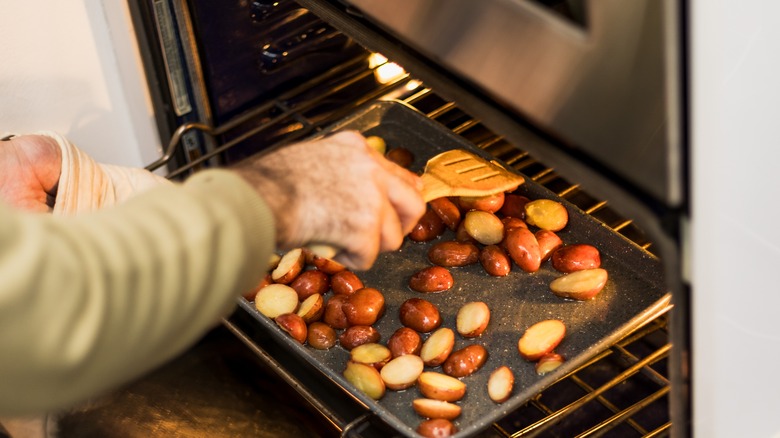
[[99, 0, 776, 437]]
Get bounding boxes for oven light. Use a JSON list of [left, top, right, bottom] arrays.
[[369, 53, 407, 84]]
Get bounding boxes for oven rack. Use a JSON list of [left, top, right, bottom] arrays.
[[152, 55, 672, 437]]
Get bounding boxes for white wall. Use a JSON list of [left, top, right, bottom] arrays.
[[0, 0, 161, 168]]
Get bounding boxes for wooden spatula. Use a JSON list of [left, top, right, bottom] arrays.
[[420, 149, 524, 202]]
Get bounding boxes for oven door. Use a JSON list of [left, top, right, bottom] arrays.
[[339, 0, 682, 207]]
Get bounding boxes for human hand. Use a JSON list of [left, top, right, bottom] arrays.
[[233, 131, 426, 270], [0, 134, 62, 212]]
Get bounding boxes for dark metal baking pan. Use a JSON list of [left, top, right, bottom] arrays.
[[236, 100, 670, 437]]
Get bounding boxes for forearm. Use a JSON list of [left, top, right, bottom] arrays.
[[0, 170, 274, 415]]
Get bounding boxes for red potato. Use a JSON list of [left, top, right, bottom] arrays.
[[380, 354, 425, 390], [350, 343, 392, 370], [463, 210, 505, 245], [499, 194, 530, 219], [504, 226, 542, 273], [339, 325, 381, 350], [307, 322, 337, 350], [254, 284, 299, 318], [399, 298, 442, 333], [387, 327, 423, 357], [409, 266, 454, 293], [243, 273, 272, 301], [427, 241, 480, 267], [443, 344, 488, 377], [290, 269, 330, 300], [518, 319, 567, 361], [454, 220, 479, 244], [535, 229, 564, 262], [429, 197, 462, 231], [409, 208, 446, 242], [458, 192, 505, 213], [417, 418, 458, 438], [386, 147, 414, 169], [296, 293, 325, 323], [420, 327, 455, 367], [487, 366, 515, 403], [417, 371, 466, 402], [343, 361, 385, 400], [551, 244, 602, 273], [322, 294, 350, 329], [456, 301, 491, 338], [310, 254, 347, 275], [479, 245, 511, 277], [535, 352, 565, 375], [549, 268, 609, 300], [271, 248, 305, 284], [330, 270, 364, 296], [412, 399, 462, 420], [343, 287, 385, 326], [524, 199, 568, 231], [303, 244, 338, 262], [275, 313, 307, 344], [501, 216, 528, 232]]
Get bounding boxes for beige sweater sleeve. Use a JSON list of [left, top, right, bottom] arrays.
[[0, 169, 275, 416]]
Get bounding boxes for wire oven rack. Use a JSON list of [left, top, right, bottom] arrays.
[[152, 54, 673, 438]]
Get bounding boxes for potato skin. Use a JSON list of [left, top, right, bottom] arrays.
[[386, 147, 414, 168], [427, 241, 480, 267], [399, 298, 442, 333], [535, 230, 564, 262], [409, 266, 454, 293], [386, 327, 422, 357], [551, 244, 601, 273], [339, 325, 381, 350], [429, 197, 462, 230], [275, 313, 308, 344], [409, 208, 446, 242], [307, 322, 337, 349], [290, 269, 330, 300], [417, 418, 457, 438], [458, 192, 505, 213], [443, 344, 488, 377], [479, 244, 511, 277], [343, 287, 385, 326], [499, 194, 530, 219], [504, 227, 542, 272], [330, 270, 364, 296], [322, 295, 350, 329]]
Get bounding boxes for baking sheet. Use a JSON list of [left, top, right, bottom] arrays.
[[237, 100, 670, 437]]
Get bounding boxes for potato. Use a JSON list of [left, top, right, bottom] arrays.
[[290, 269, 330, 300], [339, 325, 381, 350], [243, 273, 272, 301], [307, 321, 337, 350], [551, 244, 602, 273], [417, 418, 458, 438], [417, 371, 466, 402], [524, 199, 568, 231], [380, 354, 424, 390], [365, 135, 386, 154], [458, 192, 505, 213], [254, 284, 299, 318], [386, 147, 414, 168], [549, 268, 608, 300], [499, 194, 530, 219], [275, 313, 308, 344], [479, 245, 511, 277], [454, 220, 479, 244], [409, 208, 446, 242], [487, 366, 514, 403], [420, 327, 455, 367], [309, 254, 347, 275], [296, 293, 325, 323], [330, 270, 364, 296], [503, 226, 542, 273], [399, 298, 441, 333], [501, 216, 528, 232], [343, 360, 385, 400], [343, 287, 385, 326], [412, 399, 462, 420], [409, 266, 454, 293], [463, 210, 505, 245], [518, 319, 566, 361], [535, 229, 564, 262], [429, 197, 461, 230], [351, 343, 392, 370], [387, 327, 422, 357], [535, 352, 565, 375], [443, 344, 488, 377], [456, 301, 491, 338], [271, 247, 305, 284], [322, 294, 350, 329], [427, 241, 479, 267]]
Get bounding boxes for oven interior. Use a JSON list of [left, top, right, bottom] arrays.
[[130, 1, 681, 436]]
